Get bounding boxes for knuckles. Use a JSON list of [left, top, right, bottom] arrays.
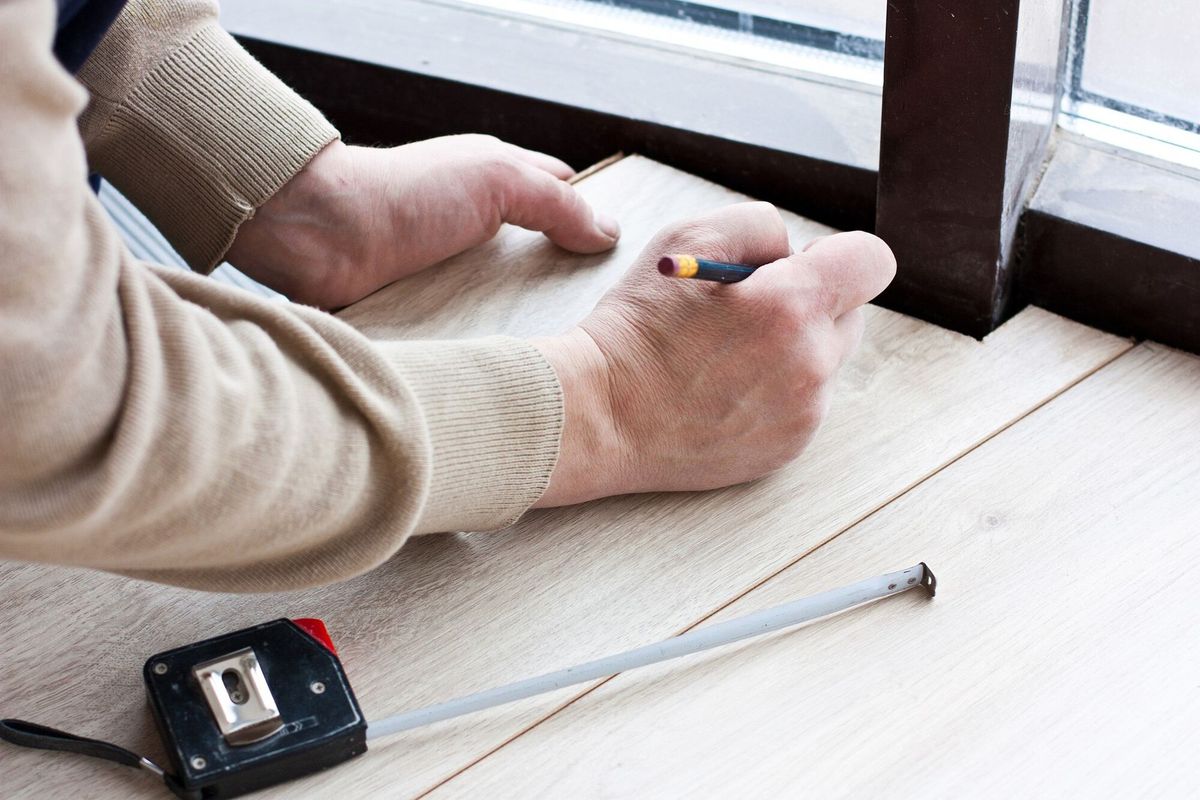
[[477, 153, 523, 187], [757, 292, 823, 344], [648, 201, 785, 263], [799, 343, 841, 387], [456, 133, 503, 149], [756, 404, 825, 476], [652, 221, 730, 261], [754, 296, 841, 389]]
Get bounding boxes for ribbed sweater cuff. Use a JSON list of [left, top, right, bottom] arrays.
[[378, 337, 564, 534], [92, 23, 339, 272]]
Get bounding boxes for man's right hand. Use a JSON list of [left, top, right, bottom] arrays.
[[532, 202, 896, 507]]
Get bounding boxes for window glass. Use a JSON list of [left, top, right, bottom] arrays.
[[705, 0, 884, 40], [1064, 0, 1200, 168], [455, 0, 885, 87], [1076, 0, 1199, 127]]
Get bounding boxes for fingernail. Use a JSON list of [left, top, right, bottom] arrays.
[[801, 234, 830, 252], [596, 211, 621, 241]]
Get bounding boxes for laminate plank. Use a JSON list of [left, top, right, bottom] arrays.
[[438, 343, 1200, 799], [0, 157, 1129, 799]]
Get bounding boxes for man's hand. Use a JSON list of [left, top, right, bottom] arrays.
[[226, 136, 620, 308], [532, 202, 896, 507]]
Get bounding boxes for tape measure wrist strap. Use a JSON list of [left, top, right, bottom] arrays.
[[0, 718, 193, 797]]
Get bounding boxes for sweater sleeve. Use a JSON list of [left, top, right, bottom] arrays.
[[0, 0, 563, 592], [76, 0, 339, 272]]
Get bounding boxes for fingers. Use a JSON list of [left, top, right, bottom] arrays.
[[833, 307, 866, 365], [654, 201, 791, 267], [750, 231, 895, 318], [803, 231, 896, 316], [504, 143, 576, 181], [501, 162, 621, 253], [801, 234, 830, 252]]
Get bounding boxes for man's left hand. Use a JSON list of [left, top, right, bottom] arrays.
[[226, 135, 621, 308]]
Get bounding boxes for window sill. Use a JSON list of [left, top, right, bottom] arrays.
[[1021, 135, 1200, 352], [222, 0, 881, 230]]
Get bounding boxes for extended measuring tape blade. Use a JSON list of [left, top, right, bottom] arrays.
[[1, 563, 935, 798], [367, 562, 936, 739]]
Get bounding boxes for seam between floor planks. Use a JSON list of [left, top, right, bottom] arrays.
[[417, 332, 1138, 798]]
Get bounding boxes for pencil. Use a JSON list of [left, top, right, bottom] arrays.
[[657, 254, 757, 283]]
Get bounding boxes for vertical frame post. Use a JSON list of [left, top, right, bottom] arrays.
[[875, 0, 1068, 337]]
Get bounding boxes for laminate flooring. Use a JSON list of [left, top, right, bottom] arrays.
[[6, 156, 1181, 800]]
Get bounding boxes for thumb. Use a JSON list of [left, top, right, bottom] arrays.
[[500, 163, 621, 253]]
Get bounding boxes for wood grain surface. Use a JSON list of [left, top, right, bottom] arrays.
[[438, 344, 1200, 799], [1, 157, 1131, 799]]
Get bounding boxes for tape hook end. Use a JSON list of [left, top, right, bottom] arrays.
[[918, 562, 937, 598]]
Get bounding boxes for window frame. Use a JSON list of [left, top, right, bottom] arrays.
[[225, 0, 1200, 353]]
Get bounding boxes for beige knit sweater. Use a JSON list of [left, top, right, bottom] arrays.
[[0, 0, 564, 592]]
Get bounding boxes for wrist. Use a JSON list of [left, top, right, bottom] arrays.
[[531, 328, 630, 507], [226, 139, 362, 306]]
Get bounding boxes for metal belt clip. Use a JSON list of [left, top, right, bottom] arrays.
[[192, 648, 283, 746]]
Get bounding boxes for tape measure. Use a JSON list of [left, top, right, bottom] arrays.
[[1, 563, 935, 798]]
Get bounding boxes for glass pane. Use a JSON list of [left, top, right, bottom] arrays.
[[454, 0, 885, 85], [702, 0, 884, 40], [1078, 0, 1200, 125]]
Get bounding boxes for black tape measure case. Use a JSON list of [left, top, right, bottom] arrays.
[[144, 618, 367, 798], [1, 618, 366, 799]]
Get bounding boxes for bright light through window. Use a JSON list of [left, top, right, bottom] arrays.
[[1063, 0, 1200, 169], [450, 0, 1200, 168], [710, 0, 884, 40], [448, 0, 886, 88]]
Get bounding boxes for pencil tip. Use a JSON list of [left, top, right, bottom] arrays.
[[657, 256, 678, 276]]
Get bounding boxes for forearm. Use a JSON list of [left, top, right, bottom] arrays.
[[1, 0, 563, 591], [77, 0, 338, 273]]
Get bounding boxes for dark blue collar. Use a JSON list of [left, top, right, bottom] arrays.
[[54, 0, 129, 72]]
